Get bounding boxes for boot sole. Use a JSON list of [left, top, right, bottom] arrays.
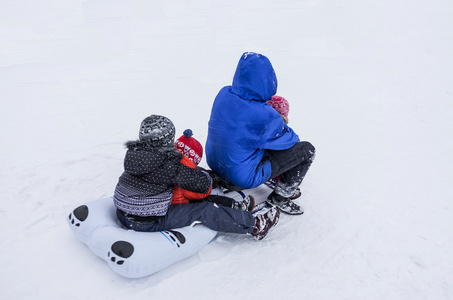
[[265, 200, 304, 215]]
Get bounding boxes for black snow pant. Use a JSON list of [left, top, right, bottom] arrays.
[[266, 141, 315, 197], [117, 201, 255, 234], [203, 194, 236, 208]]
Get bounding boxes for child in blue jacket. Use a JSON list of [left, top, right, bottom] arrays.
[[205, 52, 315, 215]]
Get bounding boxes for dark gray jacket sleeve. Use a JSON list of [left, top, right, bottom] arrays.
[[173, 164, 213, 194]]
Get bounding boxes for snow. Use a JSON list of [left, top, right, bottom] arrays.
[[1, 0, 452, 299]]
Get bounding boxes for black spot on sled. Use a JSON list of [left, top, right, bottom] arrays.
[[68, 205, 89, 227], [108, 241, 134, 265]]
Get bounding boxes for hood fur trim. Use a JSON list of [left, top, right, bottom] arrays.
[[124, 139, 182, 159]]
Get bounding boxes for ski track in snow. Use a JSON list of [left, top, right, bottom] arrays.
[[1, 0, 453, 299]]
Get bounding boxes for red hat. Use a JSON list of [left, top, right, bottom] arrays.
[[267, 95, 289, 118], [175, 129, 203, 165]]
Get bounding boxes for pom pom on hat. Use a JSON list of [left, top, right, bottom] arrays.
[[183, 129, 193, 138], [175, 129, 203, 165], [267, 95, 289, 118]]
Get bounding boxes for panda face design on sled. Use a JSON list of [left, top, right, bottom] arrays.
[[67, 198, 217, 278], [68, 205, 89, 227], [67, 198, 200, 277]]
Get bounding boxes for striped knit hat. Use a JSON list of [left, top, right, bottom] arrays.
[[175, 129, 203, 165], [139, 115, 175, 147]]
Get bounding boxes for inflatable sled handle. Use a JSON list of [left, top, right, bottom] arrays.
[[190, 220, 202, 228]]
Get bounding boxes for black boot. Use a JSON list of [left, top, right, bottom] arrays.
[[266, 191, 303, 215]]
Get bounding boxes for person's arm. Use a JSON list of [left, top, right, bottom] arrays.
[[259, 116, 300, 150], [173, 164, 213, 194]]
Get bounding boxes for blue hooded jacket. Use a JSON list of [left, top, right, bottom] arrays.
[[205, 52, 300, 189]]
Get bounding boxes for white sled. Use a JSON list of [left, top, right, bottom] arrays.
[[67, 197, 217, 278]]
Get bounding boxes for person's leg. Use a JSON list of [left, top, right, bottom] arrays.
[[116, 210, 159, 232], [267, 141, 315, 197], [265, 142, 315, 215], [203, 194, 235, 208], [204, 194, 255, 212], [118, 202, 255, 234], [268, 141, 315, 180]]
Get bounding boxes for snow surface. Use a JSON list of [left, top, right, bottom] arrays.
[[1, 0, 453, 299]]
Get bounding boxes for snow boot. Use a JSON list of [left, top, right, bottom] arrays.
[[233, 195, 255, 212], [251, 205, 280, 240], [265, 178, 301, 200], [289, 188, 302, 200], [266, 191, 304, 215]]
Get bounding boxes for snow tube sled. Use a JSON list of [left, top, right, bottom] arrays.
[[67, 197, 217, 278]]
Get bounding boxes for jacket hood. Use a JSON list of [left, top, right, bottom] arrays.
[[231, 52, 278, 101]]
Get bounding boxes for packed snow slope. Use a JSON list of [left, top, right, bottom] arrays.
[[1, 0, 452, 299]]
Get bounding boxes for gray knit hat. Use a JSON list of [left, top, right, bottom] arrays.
[[139, 115, 175, 147]]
